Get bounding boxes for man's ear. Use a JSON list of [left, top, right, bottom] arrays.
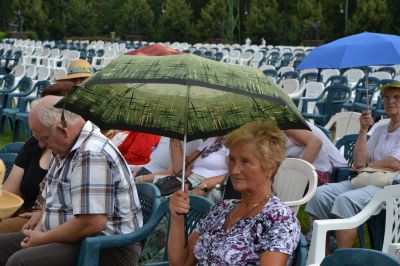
[[55, 123, 69, 138]]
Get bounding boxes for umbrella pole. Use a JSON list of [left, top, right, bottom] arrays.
[[365, 68, 370, 111], [181, 85, 190, 191]]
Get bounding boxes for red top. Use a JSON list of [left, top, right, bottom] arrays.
[[117, 131, 161, 165]]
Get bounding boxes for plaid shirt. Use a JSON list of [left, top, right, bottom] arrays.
[[42, 121, 143, 236]]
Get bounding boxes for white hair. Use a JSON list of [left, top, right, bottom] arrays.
[[31, 96, 80, 128]]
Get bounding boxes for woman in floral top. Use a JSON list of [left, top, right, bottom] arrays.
[[168, 121, 300, 266]]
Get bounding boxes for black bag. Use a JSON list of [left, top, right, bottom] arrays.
[[154, 175, 183, 196], [155, 147, 207, 196]]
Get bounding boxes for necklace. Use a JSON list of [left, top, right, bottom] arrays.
[[387, 120, 400, 132], [225, 193, 272, 233]]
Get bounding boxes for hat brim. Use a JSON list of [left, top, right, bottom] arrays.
[[379, 82, 400, 91], [56, 72, 93, 81]]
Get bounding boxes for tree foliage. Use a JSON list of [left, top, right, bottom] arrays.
[[243, 0, 282, 45], [0, 0, 398, 45], [196, 0, 226, 42], [347, 0, 391, 34], [158, 0, 193, 42], [115, 0, 154, 38]]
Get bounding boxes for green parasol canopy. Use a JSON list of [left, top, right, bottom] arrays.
[[56, 53, 308, 141]]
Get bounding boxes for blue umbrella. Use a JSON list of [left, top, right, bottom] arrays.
[[296, 32, 400, 109], [297, 32, 400, 70]]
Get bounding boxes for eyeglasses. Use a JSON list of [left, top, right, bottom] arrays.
[[383, 95, 400, 102]]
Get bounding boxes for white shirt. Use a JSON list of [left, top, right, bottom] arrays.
[[285, 123, 347, 172], [192, 137, 229, 178], [144, 137, 203, 173]]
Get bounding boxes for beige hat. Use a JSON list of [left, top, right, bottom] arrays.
[[0, 159, 5, 184], [0, 190, 24, 219], [379, 82, 400, 92], [56, 59, 94, 81]]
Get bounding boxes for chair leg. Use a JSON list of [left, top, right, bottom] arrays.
[[13, 120, 21, 142]]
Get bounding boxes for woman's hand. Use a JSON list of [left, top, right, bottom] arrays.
[[359, 110, 374, 133], [169, 185, 190, 218]]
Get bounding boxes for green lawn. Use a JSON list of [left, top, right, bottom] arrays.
[[0, 129, 28, 149]]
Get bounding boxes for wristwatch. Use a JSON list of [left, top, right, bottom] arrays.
[[197, 182, 209, 192]]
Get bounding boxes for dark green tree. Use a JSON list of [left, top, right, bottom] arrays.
[[243, 0, 283, 45], [195, 0, 226, 42], [157, 0, 194, 42], [9, 0, 48, 38], [64, 0, 100, 37], [115, 0, 154, 39], [347, 0, 391, 34], [286, 0, 323, 45]]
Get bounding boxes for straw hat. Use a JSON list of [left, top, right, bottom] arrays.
[[379, 81, 400, 91], [0, 190, 24, 219], [56, 59, 94, 81]]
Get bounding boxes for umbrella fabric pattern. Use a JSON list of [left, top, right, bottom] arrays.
[[56, 53, 308, 141]]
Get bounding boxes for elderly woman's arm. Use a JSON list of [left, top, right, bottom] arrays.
[[260, 252, 289, 266], [353, 111, 374, 169], [2, 164, 24, 196], [168, 187, 198, 266], [284, 129, 322, 164]]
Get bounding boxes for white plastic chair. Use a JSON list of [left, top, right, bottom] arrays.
[[343, 68, 364, 88], [277, 66, 295, 77], [227, 50, 241, 64], [307, 185, 400, 266], [279, 78, 300, 95], [295, 81, 325, 112], [369, 71, 393, 81], [321, 69, 340, 84], [273, 158, 318, 215], [239, 50, 254, 66], [35, 66, 51, 81], [324, 111, 361, 143]]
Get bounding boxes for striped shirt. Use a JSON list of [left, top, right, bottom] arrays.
[[42, 121, 143, 236]]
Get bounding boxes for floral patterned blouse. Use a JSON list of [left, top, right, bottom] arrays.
[[194, 196, 300, 265]]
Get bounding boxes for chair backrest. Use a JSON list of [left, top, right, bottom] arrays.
[[136, 183, 161, 224], [319, 84, 352, 120], [272, 158, 318, 215], [343, 68, 364, 86], [36, 66, 51, 81], [14, 76, 33, 94], [369, 71, 393, 81], [377, 66, 396, 78], [0, 153, 17, 181], [33, 80, 51, 97], [320, 248, 400, 266], [353, 76, 381, 91], [279, 78, 300, 95], [321, 69, 341, 84], [335, 134, 361, 165], [280, 71, 299, 81], [3, 142, 24, 153], [324, 112, 361, 143], [324, 74, 348, 86], [298, 81, 324, 113], [0, 74, 15, 91]]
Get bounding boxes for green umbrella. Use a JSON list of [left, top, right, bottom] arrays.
[[56, 53, 308, 187]]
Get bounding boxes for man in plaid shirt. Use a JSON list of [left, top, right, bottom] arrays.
[[0, 96, 143, 266]]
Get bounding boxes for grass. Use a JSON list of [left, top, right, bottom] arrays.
[[0, 129, 28, 149]]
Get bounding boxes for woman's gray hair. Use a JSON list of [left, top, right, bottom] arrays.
[[31, 96, 80, 128]]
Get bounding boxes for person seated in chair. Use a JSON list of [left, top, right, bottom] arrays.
[[0, 96, 142, 266], [284, 122, 347, 186], [169, 136, 229, 200], [0, 81, 76, 234], [168, 121, 300, 265], [306, 82, 400, 253]]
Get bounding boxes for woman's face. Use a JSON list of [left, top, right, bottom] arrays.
[[383, 88, 400, 116], [228, 141, 277, 194]]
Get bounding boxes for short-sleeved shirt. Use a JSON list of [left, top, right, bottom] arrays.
[[285, 123, 347, 172], [194, 196, 300, 265], [192, 137, 229, 178], [367, 123, 400, 162], [42, 121, 143, 236], [14, 136, 47, 209]]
